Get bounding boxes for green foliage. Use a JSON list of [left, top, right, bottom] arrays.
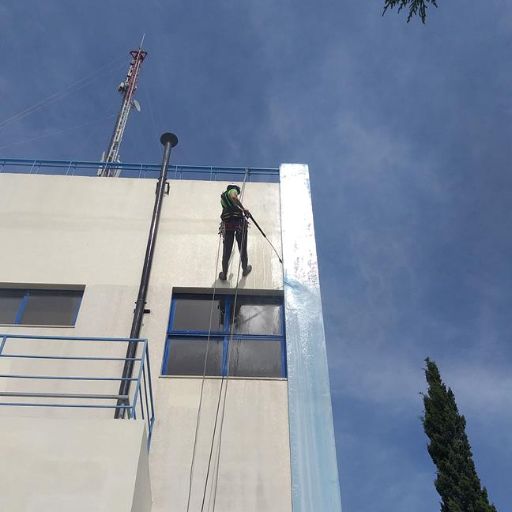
[[383, 0, 438, 23], [422, 358, 498, 512]]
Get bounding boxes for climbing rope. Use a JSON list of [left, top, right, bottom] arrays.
[[186, 172, 249, 512], [199, 172, 249, 512], [188, 173, 284, 511], [185, 234, 223, 512]]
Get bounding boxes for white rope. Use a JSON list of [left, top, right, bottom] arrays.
[[207, 173, 249, 512], [185, 233, 223, 512], [199, 172, 249, 512]]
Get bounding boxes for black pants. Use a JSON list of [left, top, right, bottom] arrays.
[[222, 224, 248, 275]]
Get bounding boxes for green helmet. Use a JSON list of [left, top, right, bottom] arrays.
[[226, 184, 241, 194]]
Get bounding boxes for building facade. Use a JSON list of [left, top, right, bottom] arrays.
[[0, 160, 341, 511]]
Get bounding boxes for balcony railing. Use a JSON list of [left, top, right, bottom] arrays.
[[0, 334, 155, 445], [0, 158, 280, 182]]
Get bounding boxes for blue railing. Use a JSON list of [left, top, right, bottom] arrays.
[[0, 158, 280, 182], [0, 334, 155, 446]]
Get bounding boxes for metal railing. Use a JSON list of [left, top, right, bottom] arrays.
[[0, 334, 155, 446], [0, 158, 280, 182]]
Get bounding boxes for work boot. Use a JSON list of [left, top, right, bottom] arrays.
[[219, 271, 227, 281], [242, 264, 252, 277]]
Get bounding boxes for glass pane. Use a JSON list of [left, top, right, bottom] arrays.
[[165, 337, 222, 376], [228, 339, 283, 378], [172, 298, 223, 331], [21, 290, 82, 326], [234, 304, 281, 335], [0, 289, 24, 324]]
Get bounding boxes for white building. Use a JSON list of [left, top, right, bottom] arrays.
[[0, 155, 341, 512]]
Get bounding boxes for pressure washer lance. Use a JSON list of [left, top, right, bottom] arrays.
[[246, 212, 283, 264]]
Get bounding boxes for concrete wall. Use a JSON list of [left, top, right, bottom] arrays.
[[0, 417, 151, 512], [0, 173, 290, 511], [151, 379, 291, 512]]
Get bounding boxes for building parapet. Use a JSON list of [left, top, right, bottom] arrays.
[[0, 158, 279, 182]]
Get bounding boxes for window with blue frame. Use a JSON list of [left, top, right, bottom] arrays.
[[0, 286, 84, 326], [162, 290, 286, 378]]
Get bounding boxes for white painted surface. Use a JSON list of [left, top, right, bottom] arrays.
[[0, 173, 290, 511], [151, 378, 291, 512], [280, 164, 342, 511], [0, 174, 281, 302], [0, 417, 150, 512], [132, 426, 153, 512], [0, 175, 283, 418]]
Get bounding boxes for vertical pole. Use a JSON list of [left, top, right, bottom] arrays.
[[0, 335, 7, 355], [115, 132, 178, 418]]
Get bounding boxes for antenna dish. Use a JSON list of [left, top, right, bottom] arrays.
[[132, 99, 141, 112]]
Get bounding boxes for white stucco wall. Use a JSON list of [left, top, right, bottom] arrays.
[[0, 173, 290, 511], [150, 379, 291, 512], [0, 417, 151, 512]]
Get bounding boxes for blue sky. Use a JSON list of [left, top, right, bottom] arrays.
[[2, 1, 512, 510]]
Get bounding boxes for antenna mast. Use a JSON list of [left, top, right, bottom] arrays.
[[98, 41, 147, 177]]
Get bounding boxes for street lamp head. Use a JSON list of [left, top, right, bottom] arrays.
[[160, 132, 178, 148]]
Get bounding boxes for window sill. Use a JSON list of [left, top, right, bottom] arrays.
[[159, 374, 287, 382], [0, 324, 76, 329]]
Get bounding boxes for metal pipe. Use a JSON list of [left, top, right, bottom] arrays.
[[0, 392, 129, 400], [115, 132, 178, 418]]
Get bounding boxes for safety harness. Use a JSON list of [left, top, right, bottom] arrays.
[[220, 187, 246, 233]]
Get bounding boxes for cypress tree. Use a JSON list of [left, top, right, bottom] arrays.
[[383, 0, 438, 23], [422, 358, 497, 512]]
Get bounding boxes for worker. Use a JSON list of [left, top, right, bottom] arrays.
[[219, 184, 252, 281]]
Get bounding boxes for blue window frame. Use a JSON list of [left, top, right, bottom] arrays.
[[0, 287, 84, 326], [162, 291, 286, 378]]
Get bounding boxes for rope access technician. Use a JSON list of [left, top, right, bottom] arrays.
[[219, 184, 252, 281]]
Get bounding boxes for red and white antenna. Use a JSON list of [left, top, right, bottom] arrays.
[[98, 37, 147, 177]]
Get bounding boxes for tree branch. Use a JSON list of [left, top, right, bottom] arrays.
[[383, 0, 438, 23]]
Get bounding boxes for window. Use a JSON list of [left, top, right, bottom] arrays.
[[162, 291, 286, 378], [0, 286, 84, 326]]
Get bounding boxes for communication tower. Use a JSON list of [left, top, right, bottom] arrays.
[[98, 44, 146, 177]]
